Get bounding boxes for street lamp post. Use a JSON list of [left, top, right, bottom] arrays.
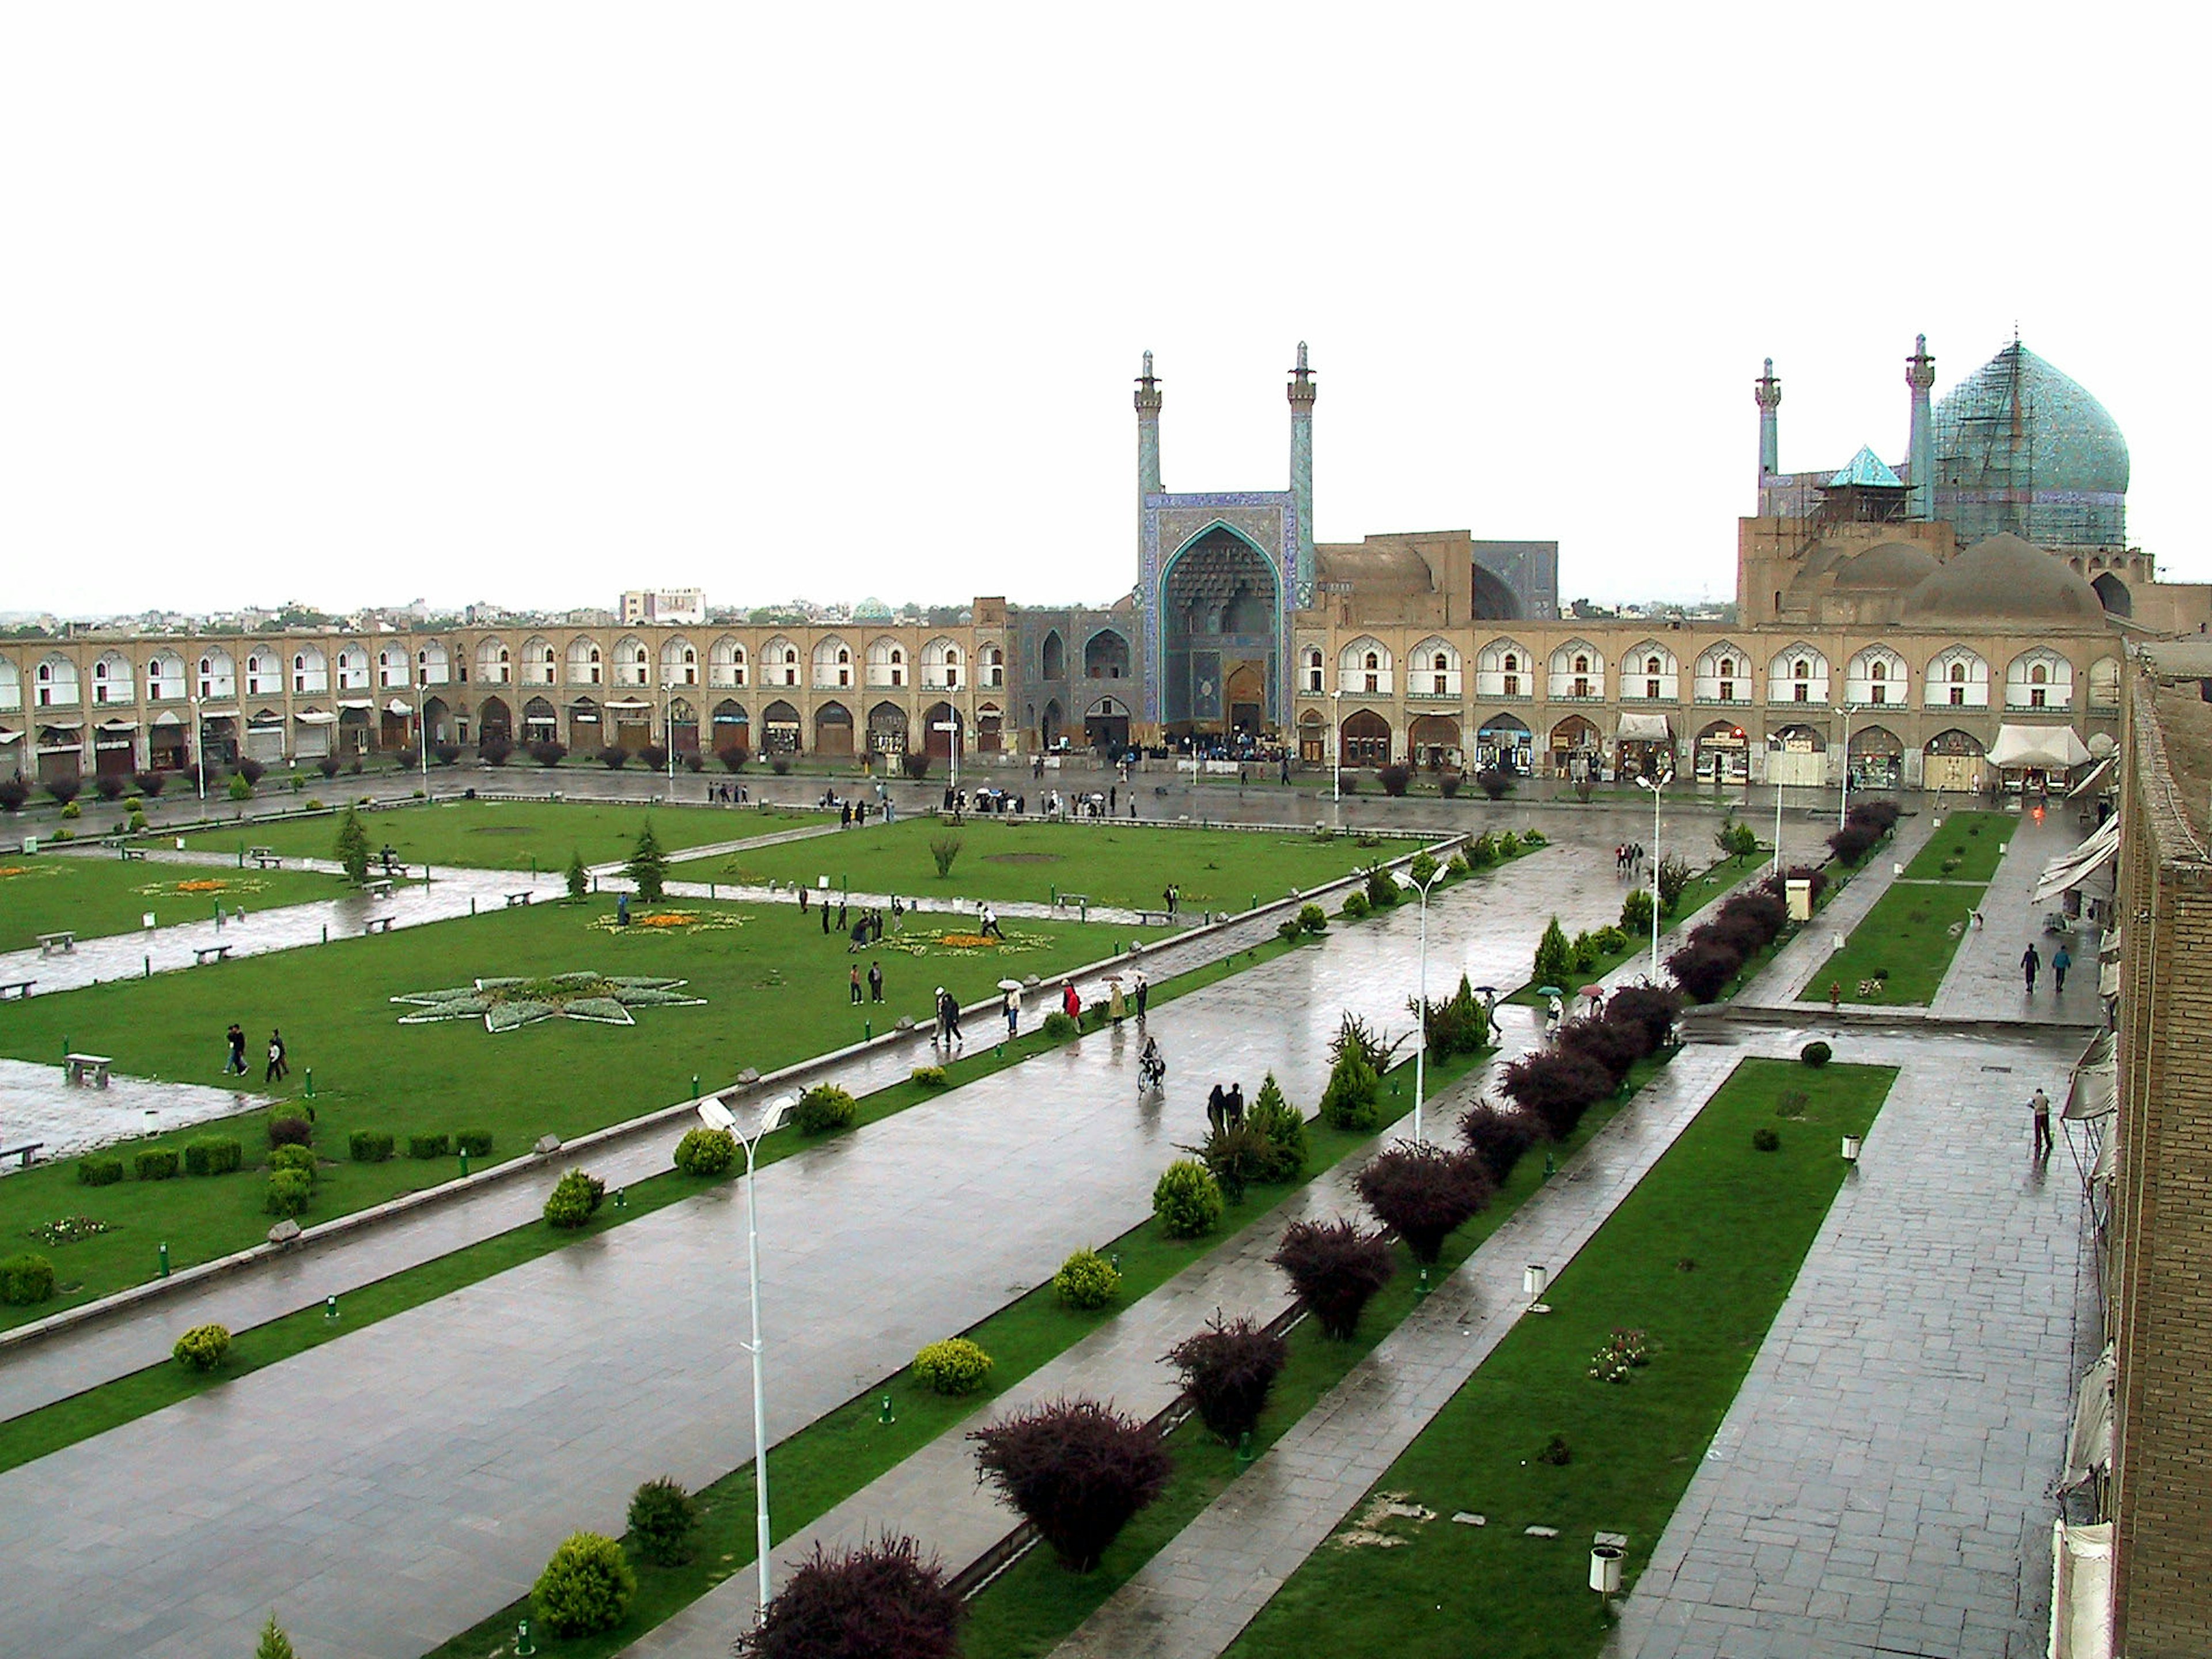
[[696, 1093, 794, 1623], [1769, 736, 1786, 880], [1834, 703, 1861, 830], [1635, 771, 1672, 974], [1411, 859, 1449, 1143], [1330, 690, 1343, 805]]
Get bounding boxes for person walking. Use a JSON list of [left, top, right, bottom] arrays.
[[1003, 983, 1020, 1037], [616, 892, 630, 927], [980, 904, 1003, 940], [849, 965, 863, 1005], [2053, 944, 2073, 995], [1224, 1081, 1245, 1126], [1108, 978, 1127, 1029], [1543, 993, 1563, 1040], [2021, 942, 2041, 994], [1206, 1083, 1226, 1132], [1061, 979, 1081, 1022], [1133, 970, 1149, 1021], [821, 899, 833, 935], [264, 1029, 288, 1084], [868, 960, 884, 1002], [224, 1022, 248, 1075], [931, 985, 950, 1047], [2031, 1085, 2054, 1157], [943, 988, 964, 1047]]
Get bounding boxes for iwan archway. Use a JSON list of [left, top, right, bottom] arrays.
[[1155, 523, 1283, 741]]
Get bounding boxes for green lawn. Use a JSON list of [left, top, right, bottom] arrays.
[[1900, 810, 2014, 882], [0, 853, 369, 948], [0, 896, 1134, 1326], [175, 798, 824, 873], [1796, 876, 1988, 1006], [676, 818, 1404, 913], [1221, 1056, 1896, 1659]]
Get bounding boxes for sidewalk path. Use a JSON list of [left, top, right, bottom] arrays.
[[0, 841, 1633, 1659], [1051, 1024, 2085, 1659]]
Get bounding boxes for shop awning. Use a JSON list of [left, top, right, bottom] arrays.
[[2099, 926, 2123, 962], [2100, 956, 2120, 999], [2035, 816, 2120, 904], [1615, 712, 1672, 742], [336, 699, 374, 711], [295, 709, 337, 725], [2093, 1127, 2115, 1187], [2062, 1344, 2116, 1490], [2066, 757, 2115, 798], [605, 698, 653, 711], [384, 699, 413, 716], [2050, 1519, 2115, 1659], [2065, 1031, 2116, 1120], [196, 706, 237, 720], [1989, 723, 2092, 771], [97, 717, 137, 732], [0, 728, 19, 744], [37, 717, 83, 730]]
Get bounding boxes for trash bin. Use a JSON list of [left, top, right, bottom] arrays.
[[1842, 1134, 1862, 1162], [1589, 1545, 1624, 1593]]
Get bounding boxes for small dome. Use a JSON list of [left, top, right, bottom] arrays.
[[1904, 533, 2107, 626], [1834, 541, 1940, 590], [1316, 540, 1434, 597]]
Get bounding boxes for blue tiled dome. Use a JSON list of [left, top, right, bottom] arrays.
[[1931, 343, 2128, 549]]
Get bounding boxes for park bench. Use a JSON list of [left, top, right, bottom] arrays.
[[36, 931, 75, 957], [63, 1053, 113, 1090], [0, 1142, 43, 1170], [0, 980, 35, 1001], [192, 944, 232, 967], [117, 846, 147, 861], [361, 878, 395, 899], [503, 891, 533, 908], [1135, 910, 1173, 927], [247, 846, 274, 859], [364, 915, 395, 935], [1055, 893, 1091, 910], [252, 854, 282, 870]]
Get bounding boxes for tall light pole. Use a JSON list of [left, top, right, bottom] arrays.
[[1635, 770, 1672, 974], [1330, 689, 1343, 805], [1411, 858, 1449, 1143], [1834, 703, 1860, 830], [696, 1093, 794, 1623], [1768, 734, 1785, 880]]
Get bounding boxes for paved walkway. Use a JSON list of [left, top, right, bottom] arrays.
[[0, 838, 1631, 1659], [0, 1061, 271, 1168]]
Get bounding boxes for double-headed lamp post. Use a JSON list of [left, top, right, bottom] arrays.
[[1768, 735, 1786, 880], [1411, 855, 1451, 1143], [696, 1093, 794, 1623], [1635, 770, 1673, 974]]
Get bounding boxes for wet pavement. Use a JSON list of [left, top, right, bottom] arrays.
[[0, 1060, 271, 1168]]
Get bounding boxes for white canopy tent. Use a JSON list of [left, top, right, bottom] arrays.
[[2035, 816, 2120, 905], [1989, 723, 2093, 771], [2064, 1031, 2116, 1122], [2050, 1519, 2115, 1659], [1615, 712, 1671, 743]]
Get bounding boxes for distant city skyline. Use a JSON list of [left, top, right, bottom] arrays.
[[2, 6, 2196, 615]]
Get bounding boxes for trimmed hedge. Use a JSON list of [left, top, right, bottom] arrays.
[[134, 1149, 180, 1182], [1, 1252, 56, 1306], [544, 1169, 607, 1228], [184, 1137, 244, 1176], [173, 1323, 232, 1371], [77, 1156, 124, 1187], [264, 1169, 313, 1217], [912, 1336, 994, 1396], [348, 1131, 395, 1163], [407, 1132, 451, 1160], [794, 1085, 857, 1135], [672, 1126, 738, 1177], [532, 1532, 636, 1638], [456, 1130, 494, 1158]]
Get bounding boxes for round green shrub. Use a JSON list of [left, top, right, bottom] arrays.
[[1041, 1010, 1080, 1041], [532, 1531, 637, 1637], [1297, 902, 1327, 934], [347, 1130, 395, 1163], [544, 1169, 607, 1228], [793, 1084, 857, 1135], [626, 1476, 699, 1567], [0, 1252, 56, 1306], [268, 1144, 317, 1181], [183, 1137, 243, 1177], [1446, 852, 1472, 876], [1408, 851, 1440, 885], [1800, 1041, 1833, 1068], [1052, 1248, 1121, 1310], [264, 1169, 313, 1217], [1752, 1127, 1782, 1153], [1152, 1158, 1224, 1239], [1320, 1050, 1382, 1132], [1339, 889, 1370, 920], [59, 800, 82, 819], [1277, 915, 1305, 942], [77, 1155, 124, 1187], [672, 1126, 738, 1177], [912, 1335, 995, 1396], [910, 1064, 950, 1089], [173, 1323, 232, 1371]]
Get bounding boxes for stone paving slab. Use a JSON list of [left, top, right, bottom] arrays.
[[0, 1059, 271, 1169], [0, 839, 1631, 1659]]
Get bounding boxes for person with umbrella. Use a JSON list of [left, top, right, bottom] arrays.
[[1108, 976, 1128, 1029], [999, 978, 1022, 1037], [1539, 987, 1565, 1039]]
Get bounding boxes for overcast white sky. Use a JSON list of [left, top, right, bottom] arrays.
[[2, 3, 2198, 618]]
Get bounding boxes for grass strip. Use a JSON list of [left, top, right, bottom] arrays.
[[1218, 1056, 1896, 1659], [0, 928, 1313, 1467], [416, 1038, 1508, 1659], [1899, 810, 2014, 883]]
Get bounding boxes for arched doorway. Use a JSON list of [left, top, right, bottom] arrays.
[[1161, 525, 1279, 738], [1476, 714, 1532, 775], [1767, 722, 1827, 787], [1298, 710, 1326, 764], [1040, 699, 1063, 750], [1847, 725, 1903, 790], [868, 701, 908, 758], [567, 696, 601, 751], [1225, 664, 1265, 738], [522, 697, 557, 745], [479, 696, 513, 745], [815, 702, 854, 757], [1924, 728, 1987, 794], [975, 704, 1003, 753], [421, 696, 450, 747], [921, 700, 958, 760], [761, 699, 801, 755], [669, 698, 699, 755], [1083, 629, 1130, 680], [1040, 631, 1065, 681], [1548, 715, 1600, 778], [1340, 710, 1391, 766], [1085, 695, 1131, 752], [711, 699, 750, 756], [1694, 719, 1747, 785], [1408, 714, 1460, 770]]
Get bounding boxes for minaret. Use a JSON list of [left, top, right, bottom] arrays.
[[1754, 357, 1781, 502], [1135, 350, 1162, 557], [1287, 341, 1317, 607], [1906, 334, 1936, 519]]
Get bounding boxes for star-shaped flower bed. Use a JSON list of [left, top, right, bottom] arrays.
[[392, 971, 704, 1033]]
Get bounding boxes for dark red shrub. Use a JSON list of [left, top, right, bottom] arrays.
[[1847, 799, 1900, 833], [717, 744, 750, 771], [1827, 823, 1879, 865], [596, 745, 628, 770], [1604, 984, 1681, 1052], [1499, 1048, 1618, 1138], [479, 738, 512, 766], [44, 777, 81, 807], [1556, 1016, 1645, 1082], [1665, 939, 1744, 1004], [1353, 1141, 1495, 1264], [1717, 889, 1787, 941], [1457, 1101, 1538, 1185], [1700, 911, 1772, 959], [638, 745, 669, 771], [1377, 763, 1411, 797], [1270, 1218, 1397, 1339], [969, 1397, 1171, 1572], [530, 740, 567, 767], [738, 1533, 961, 1659], [133, 770, 168, 798], [316, 755, 343, 779], [267, 1116, 313, 1150], [1164, 1314, 1289, 1441], [94, 773, 128, 801]]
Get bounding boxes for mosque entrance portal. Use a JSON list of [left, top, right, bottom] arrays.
[[1160, 527, 1279, 740]]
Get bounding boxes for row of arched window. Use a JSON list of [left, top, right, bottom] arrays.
[[1304, 639, 2115, 713]]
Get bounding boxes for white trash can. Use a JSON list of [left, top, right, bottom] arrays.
[[1589, 1545, 1624, 1593], [1522, 1264, 1550, 1300], [1842, 1135, 1862, 1162]]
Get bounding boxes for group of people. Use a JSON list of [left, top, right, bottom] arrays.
[[1204, 1080, 1247, 1130], [224, 1021, 290, 1085], [849, 962, 886, 1004], [707, 781, 750, 805], [1613, 842, 1647, 878], [2021, 942, 2073, 995]]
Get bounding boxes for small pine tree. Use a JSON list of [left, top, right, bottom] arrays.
[[1532, 915, 1573, 990], [566, 849, 589, 900], [626, 820, 668, 902], [334, 806, 370, 885], [256, 1615, 296, 1659]]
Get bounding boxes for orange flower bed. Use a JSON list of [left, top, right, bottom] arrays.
[[938, 933, 996, 949], [0, 866, 30, 880], [175, 879, 230, 893], [638, 912, 693, 928]]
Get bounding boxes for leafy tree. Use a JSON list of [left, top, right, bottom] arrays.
[[969, 1398, 1171, 1571], [739, 1535, 961, 1659], [1354, 1141, 1495, 1263], [1165, 1314, 1289, 1441], [334, 806, 370, 885], [626, 820, 668, 902]]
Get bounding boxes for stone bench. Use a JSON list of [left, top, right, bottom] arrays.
[[63, 1053, 113, 1090], [251, 854, 282, 869], [1134, 910, 1173, 927], [0, 980, 33, 1001], [361, 878, 394, 899], [364, 915, 395, 935], [117, 846, 147, 861], [504, 891, 533, 908], [0, 1142, 43, 1170], [36, 931, 75, 957], [192, 944, 232, 967]]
